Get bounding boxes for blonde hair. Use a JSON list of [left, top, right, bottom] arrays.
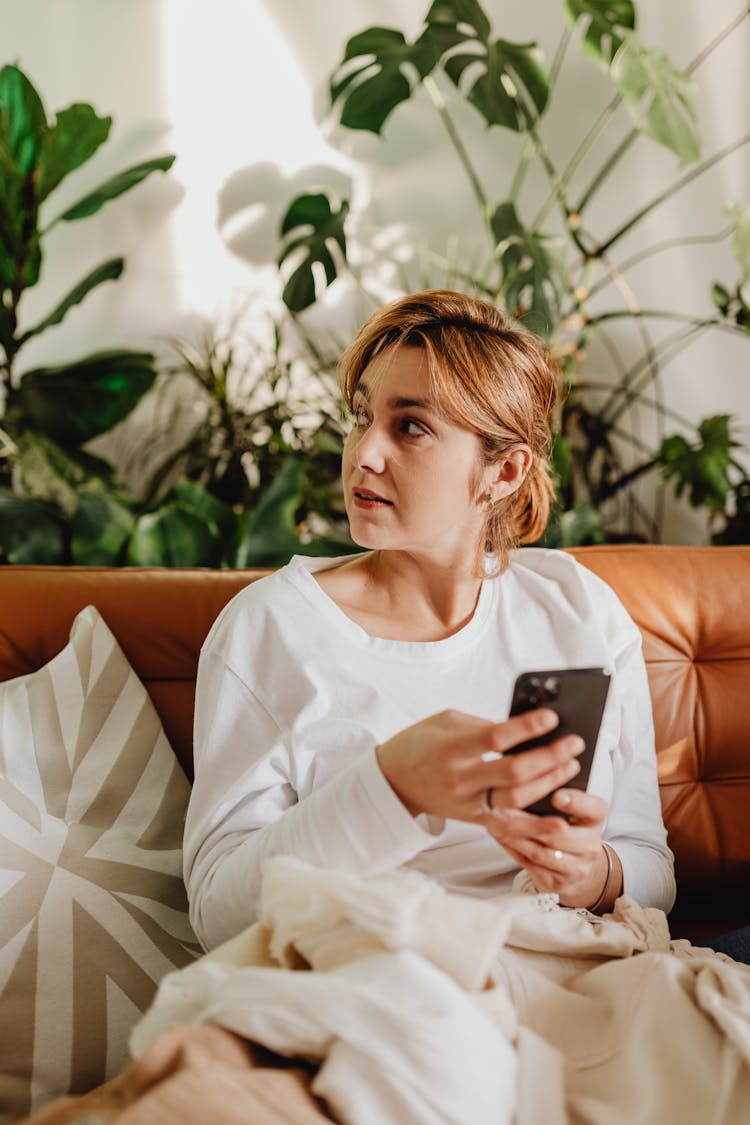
[[339, 289, 559, 570]]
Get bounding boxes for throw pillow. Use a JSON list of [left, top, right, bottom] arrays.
[[0, 605, 202, 1124]]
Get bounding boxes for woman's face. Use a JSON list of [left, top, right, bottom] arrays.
[[342, 345, 493, 560]]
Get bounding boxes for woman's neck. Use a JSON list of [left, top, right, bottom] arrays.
[[315, 548, 486, 642]]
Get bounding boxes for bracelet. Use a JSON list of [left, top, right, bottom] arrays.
[[588, 842, 615, 915]]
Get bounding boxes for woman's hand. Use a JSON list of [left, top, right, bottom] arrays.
[[487, 787, 622, 910], [376, 707, 584, 822]]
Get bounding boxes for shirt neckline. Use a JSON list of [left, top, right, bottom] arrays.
[[283, 553, 499, 659]]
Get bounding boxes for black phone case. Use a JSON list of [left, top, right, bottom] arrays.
[[506, 667, 611, 816]]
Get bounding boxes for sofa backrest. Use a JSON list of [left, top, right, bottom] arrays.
[[1, 545, 748, 932]]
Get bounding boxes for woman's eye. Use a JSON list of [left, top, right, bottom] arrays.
[[400, 417, 426, 437], [352, 407, 369, 427]]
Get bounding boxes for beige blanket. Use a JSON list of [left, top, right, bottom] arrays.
[[26, 858, 750, 1125]]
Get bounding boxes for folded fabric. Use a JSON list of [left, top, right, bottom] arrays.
[[131, 857, 750, 1125]]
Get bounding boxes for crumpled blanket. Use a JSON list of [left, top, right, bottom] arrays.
[[126, 858, 750, 1125]]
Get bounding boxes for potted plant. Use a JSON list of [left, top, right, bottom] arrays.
[[0, 63, 175, 563]]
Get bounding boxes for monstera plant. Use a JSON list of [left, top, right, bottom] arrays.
[[275, 0, 750, 544], [0, 63, 174, 563]]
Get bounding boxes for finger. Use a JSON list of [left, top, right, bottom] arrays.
[[487, 754, 582, 812], [550, 788, 608, 825], [487, 708, 560, 754], [497, 841, 572, 894], [475, 734, 584, 790]]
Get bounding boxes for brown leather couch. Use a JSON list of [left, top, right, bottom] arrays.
[[2, 545, 748, 942]]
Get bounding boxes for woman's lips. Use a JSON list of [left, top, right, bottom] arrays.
[[352, 488, 393, 508]]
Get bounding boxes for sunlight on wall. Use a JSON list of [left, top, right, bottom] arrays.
[[160, 0, 349, 315]]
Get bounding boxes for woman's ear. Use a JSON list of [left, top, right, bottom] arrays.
[[485, 446, 533, 503]]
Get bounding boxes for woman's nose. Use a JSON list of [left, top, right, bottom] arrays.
[[351, 423, 387, 473]]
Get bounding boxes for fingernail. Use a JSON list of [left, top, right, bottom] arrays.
[[568, 760, 581, 775], [556, 790, 572, 806]]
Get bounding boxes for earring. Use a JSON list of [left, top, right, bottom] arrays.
[[484, 491, 492, 503]]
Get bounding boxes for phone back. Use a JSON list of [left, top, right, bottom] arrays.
[[507, 667, 611, 815]]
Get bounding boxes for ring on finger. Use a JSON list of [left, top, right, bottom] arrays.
[[552, 848, 564, 863]]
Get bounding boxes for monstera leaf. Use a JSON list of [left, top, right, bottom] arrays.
[[659, 415, 742, 511], [330, 26, 440, 134], [425, 0, 549, 131], [491, 202, 567, 333], [563, 0, 636, 66], [278, 193, 349, 312], [612, 33, 700, 164]]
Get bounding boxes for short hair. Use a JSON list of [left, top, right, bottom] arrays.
[[338, 289, 559, 570]]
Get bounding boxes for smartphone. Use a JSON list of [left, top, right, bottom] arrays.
[[505, 667, 611, 816]]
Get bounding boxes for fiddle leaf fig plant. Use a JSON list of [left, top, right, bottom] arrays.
[[275, 0, 750, 544], [0, 63, 175, 564]]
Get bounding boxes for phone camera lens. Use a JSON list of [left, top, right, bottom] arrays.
[[542, 676, 560, 699]]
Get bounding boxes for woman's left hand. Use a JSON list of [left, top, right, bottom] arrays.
[[486, 787, 620, 909]]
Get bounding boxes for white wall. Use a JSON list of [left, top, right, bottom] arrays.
[[4, 0, 749, 541]]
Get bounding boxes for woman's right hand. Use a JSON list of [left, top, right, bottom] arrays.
[[376, 708, 584, 822]]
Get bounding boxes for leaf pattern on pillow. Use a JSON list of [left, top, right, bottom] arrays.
[[0, 607, 201, 1123]]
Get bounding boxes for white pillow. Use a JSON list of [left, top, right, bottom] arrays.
[[0, 605, 201, 1123]]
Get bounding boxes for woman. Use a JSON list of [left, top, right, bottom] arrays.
[[184, 289, 675, 952]]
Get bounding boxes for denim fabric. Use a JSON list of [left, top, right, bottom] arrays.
[[699, 926, 750, 965]]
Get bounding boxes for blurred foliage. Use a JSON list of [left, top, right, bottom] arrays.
[[0, 63, 174, 563]]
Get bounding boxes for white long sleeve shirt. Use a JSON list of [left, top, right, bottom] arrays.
[[184, 549, 675, 950]]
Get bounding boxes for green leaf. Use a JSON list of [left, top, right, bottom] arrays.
[[659, 415, 741, 511], [15, 349, 156, 443], [330, 26, 440, 134], [54, 154, 176, 223], [0, 488, 67, 563], [278, 193, 349, 312], [563, 0, 635, 66], [612, 33, 700, 164], [426, 0, 492, 41], [551, 431, 572, 489], [424, 2, 549, 131], [725, 201, 750, 295], [537, 498, 605, 548], [72, 485, 134, 565], [127, 504, 218, 567], [491, 201, 567, 333], [0, 65, 47, 177], [36, 103, 112, 202], [11, 430, 118, 515], [16, 257, 124, 348], [235, 456, 305, 567], [171, 478, 237, 539]]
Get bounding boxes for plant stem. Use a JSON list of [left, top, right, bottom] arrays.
[[596, 134, 750, 256], [422, 74, 494, 235], [587, 225, 733, 298], [589, 308, 745, 335], [604, 322, 711, 423], [515, 27, 571, 208]]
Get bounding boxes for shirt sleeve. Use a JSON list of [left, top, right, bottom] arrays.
[[587, 571, 677, 914], [183, 645, 440, 950]]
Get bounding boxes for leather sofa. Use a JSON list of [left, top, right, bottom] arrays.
[[2, 544, 748, 943]]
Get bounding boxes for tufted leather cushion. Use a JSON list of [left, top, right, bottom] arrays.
[[569, 546, 750, 937], [1, 546, 748, 940]]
